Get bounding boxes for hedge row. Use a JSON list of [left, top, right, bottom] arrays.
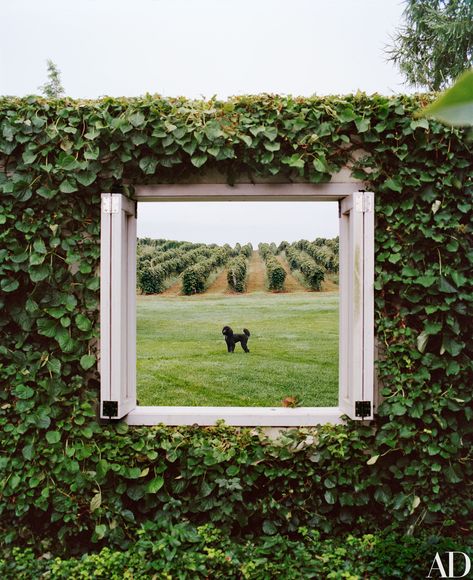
[[2, 524, 471, 580], [239, 242, 253, 258], [285, 245, 325, 290], [137, 241, 208, 270], [138, 246, 214, 294], [296, 239, 339, 273], [227, 254, 248, 292], [181, 247, 230, 294], [258, 243, 286, 290]]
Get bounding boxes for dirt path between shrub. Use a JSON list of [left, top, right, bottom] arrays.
[[246, 251, 267, 293], [205, 267, 230, 294], [275, 255, 307, 292], [161, 278, 181, 296]]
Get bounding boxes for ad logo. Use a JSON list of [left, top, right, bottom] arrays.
[[427, 552, 471, 578]]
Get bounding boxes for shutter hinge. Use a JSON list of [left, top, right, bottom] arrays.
[[355, 192, 372, 213], [355, 401, 371, 418], [102, 195, 119, 214], [102, 400, 118, 417]]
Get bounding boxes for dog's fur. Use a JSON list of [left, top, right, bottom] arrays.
[[222, 326, 250, 353]]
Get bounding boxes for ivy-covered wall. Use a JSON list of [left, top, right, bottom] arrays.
[[0, 94, 472, 552]]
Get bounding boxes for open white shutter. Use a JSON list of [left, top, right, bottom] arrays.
[[338, 192, 374, 420], [100, 193, 137, 419]]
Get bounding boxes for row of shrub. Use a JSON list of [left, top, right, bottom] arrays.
[[138, 246, 214, 293], [238, 242, 253, 259], [1, 522, 470, 579], [138, 240, 254, 294], [295, 238, 339, 273], [182, 248, 230, 294], [285, 245, 325, 290], [259, 243, 286, 290], [227, 255, 248, 292], [138, 238, 197, 251]]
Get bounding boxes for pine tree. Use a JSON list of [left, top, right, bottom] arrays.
[[39, 59, 65, 98]]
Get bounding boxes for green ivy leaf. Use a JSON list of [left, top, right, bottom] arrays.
[[128, 112, 145, 127], [384, 178, 402, 193], [264, 141, 280, 152], [263, 126, 278, 141], [95, 524, 107, 540], [416, 275, 437, 288], [59, 179, 78, 193], [30, 264, 50, 282], [262, 520, 277, 535], [46, 431, 61, 444], [313, 156, 329, 173], [13, 385, 35, 399], [127, 467, 142, 479], [1, 278, 19, 292], [139, 157, 158, 175], [76, 314, 92, 332], [22, 150, 38, 164], [29, 253, 45, 266], [64, 295, 78, 312], [56, 328, 75, 353], [204, 121, 224, 140], [90, 492, 102, 512], [57, 153, 80, 171], [34, 239, 47, 254], [355, 118, 370, 132], [37, 318, 59, 337], [410, 119, 429, 130], [146, 476, 164, 494], [417, 331, 429, 353], [47, 358, 61, 375], [420, 70, 473, 126], [324, 490, 337, 504], [76, 171, 98, 187], [282, 154, 304, 169], [439, 277, 457, 293], [191, 153, 208, 168], [80, 354, 96, 370], [22, 443, 35, 460], [239, 134, 253, 147]]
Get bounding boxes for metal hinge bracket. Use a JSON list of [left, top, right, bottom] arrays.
[[102, 400, 118, 417], [355, 192, 372, 213], [355, 401, 372, 418], [102, 195, 119, 214]]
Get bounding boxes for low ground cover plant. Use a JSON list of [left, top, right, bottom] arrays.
[[1, 523, 471, 579]]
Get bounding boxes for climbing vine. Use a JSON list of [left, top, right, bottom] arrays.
[[0, 93, 472, 554]]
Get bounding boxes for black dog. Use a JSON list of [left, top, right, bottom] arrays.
[[222, 326, 250, 353]]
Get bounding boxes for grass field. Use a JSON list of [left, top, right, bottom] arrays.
[[137, 292, 339, 407]]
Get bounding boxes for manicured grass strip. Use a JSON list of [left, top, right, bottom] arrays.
[[137, 292, 338, 407]]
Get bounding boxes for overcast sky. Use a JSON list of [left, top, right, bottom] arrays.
[[1, 0, 410, 245]]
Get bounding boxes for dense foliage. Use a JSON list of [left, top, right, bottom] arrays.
[[2, 524, 471, 579], [285, 245, 325, 290], [137, 239, 253, 294], [0, 93, 472, 563], [137, 240, 214, 294], [387, 0, 473, 90], [295, 237, 339, 273], [258, 243, 286, 290], [227, 254, 249, 292], [181, 247, 230, 294]]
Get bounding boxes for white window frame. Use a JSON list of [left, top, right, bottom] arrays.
[[100, 183, 374, 426]]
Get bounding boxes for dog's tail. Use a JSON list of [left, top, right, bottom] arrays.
[[243, 328, 250, 337]]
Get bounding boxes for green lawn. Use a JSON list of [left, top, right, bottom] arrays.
[[137, 292, 339, 407]]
